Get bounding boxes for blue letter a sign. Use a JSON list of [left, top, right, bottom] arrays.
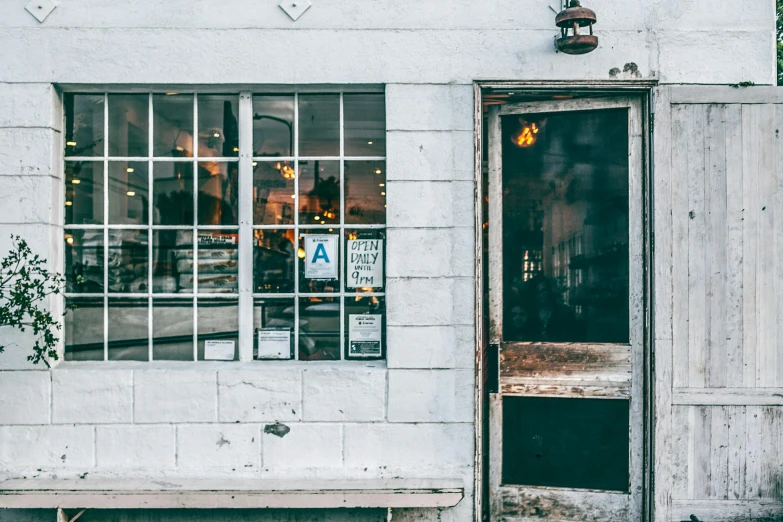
[[311, 243, 330, 264]]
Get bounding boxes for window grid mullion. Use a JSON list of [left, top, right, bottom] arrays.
[[339, 92, 345, 360], [238, 92, 254, 362], [192, 93, 199, 361], [103, 93, 109, 361], [147, 92, 154, 361], [293, 92, 300, 361]]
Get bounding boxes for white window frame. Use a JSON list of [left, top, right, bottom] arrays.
[[63, 90, 386, 363]]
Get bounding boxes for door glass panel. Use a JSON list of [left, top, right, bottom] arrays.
[[501, 109, 629, 343]]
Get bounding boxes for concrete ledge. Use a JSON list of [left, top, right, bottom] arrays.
[[0, 478, 464, 509]]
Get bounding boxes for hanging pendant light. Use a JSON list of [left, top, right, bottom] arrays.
[[555, 0, 598, 55]]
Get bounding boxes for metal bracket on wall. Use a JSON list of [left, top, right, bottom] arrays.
[[279, 0, 312, 21], [25, 0, 56, 22]]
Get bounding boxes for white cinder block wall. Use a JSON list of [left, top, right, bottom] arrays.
[[0, 1, 775, 521]]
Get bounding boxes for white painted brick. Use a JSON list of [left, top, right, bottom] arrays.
[[0, 83, 59, 129], [0, 128, 57, 177], [387, 370, 473, 422], [0, 425, 94, 469], [134, 370, 217, 423], [387, 228, 473, 278], [386, 278, 473, 326], [386, 325, 474, 369], [218, 370, 301, 423], [0, 175, 56, 225], [0, 371, 50, 424], [96, 425, 175, 469], [177, 424, 260, 471], [387, 85, 473, 131], [52, 370, 133, 424], [303, 369, 385, 421], [387, 181, 473, 229], [344, 423, 472, 475], [386, 131, 473, 181], [263, 423, 342, 471]]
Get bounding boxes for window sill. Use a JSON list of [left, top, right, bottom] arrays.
[[53, 359, 387, 371]]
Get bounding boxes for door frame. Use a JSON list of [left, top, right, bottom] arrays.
[[472, 80, 658, 522]]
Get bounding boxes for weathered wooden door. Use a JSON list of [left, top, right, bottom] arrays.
[[487, 97, 645, 521]]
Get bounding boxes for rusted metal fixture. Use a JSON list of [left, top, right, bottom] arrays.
[[555, 0, 598, 55]]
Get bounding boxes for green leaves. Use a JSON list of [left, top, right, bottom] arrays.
[[0, 235, 71, 367]]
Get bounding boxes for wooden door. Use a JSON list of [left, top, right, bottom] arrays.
[[487, 97, 645, 521]]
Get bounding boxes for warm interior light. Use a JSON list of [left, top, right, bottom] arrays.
[[380, 192, 386, 196], [65, 201, 72, 206], [127, 191, 136, 196], [328, 228, 333, 232], [252, 162, 258, 167], [165, 92, 178, 96], [367, 141, 373, 145], [290, 194, 296, 199], [513, 121, 540, 148], [374, 169, 382, 174], [126, 168, 134, 173], [379, 183, 385, 187], [213, 133, 220, 138], [66, 141, 77, 147], [71, 179, 81, 184], [233, 147, 239, 152], [297, 247, 306, 259], [65, 237, 74, 244]]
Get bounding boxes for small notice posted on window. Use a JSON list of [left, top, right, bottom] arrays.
[[204, 340, 235, 360], [256, 328, 292, 360], [304, 235, 338, 279], [348, 314, 382, 357], [346, 239, 383, 289]]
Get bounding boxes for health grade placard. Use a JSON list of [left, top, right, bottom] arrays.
[[304, 235, 338, 279], [347, 239, 383, 288]]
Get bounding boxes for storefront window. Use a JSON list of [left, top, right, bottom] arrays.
[[63, 91, 386, 362]]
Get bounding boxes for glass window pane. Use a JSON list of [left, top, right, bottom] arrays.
[[253, 161, 295, 225], [65, 297, 104, 361], [298, 229, 339, 294], [153, 229, 192, 294], [198, 162, 238, 226], [253, 95, 294, 157], [298, 160, 339, 225], [108, 94, 149, 157], [197, 298, 239, 361], [298, 94, 339, 156], [108, 298, 148, 361], [108, 161, 148, 225], [253, 298, 294, 359], [65, 94, 104, 157], [344, 94, 385, 157], [254, 229, 295, 293], [65, 230, 103, 293], [299, 296, 339, 361], [107, 229, 148, 293], [153, 298, 194, 360], [501, 109, 629, 343], [195, 230, 239, 294], [65, 161, 104, 225], [344, 295, 385, 359], [345, 229, 385, 293], [153, 162, 193, 225], [198, 95, 239, 157], [153, 93, 194, 157], [345, 161, 386, 224]]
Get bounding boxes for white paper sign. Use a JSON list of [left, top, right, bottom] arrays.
[[304, 235, 338, 279], [346, 239, 383, 289], [204, 340, 235, 360], [348, 314, 382, 357], [256, 328, 292, 360]]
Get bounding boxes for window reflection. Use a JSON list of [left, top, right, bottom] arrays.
[[65, 161, 104, 225], [153, 230, 192, 293], [65, 230, 103, 293], [107, 229, 148, 293], [299, 296, 339, 360], [64, 297, 104, 361], [152, 298, 194, 360], [153, 162, 193, 225], [198, 162, 238, 226], [153, 93, 194, 157], [253, 95, 294, 157], [198, 95, 239, 157], [253, 161, 295, 225], [501, 109, 629, 343], [108, 94, 148, 157], [298, 161, 340, 225], [108, 298, 148, 361], [345, 161, 386, 224], [64, 94, 104, 157], [299, 94, 339, 156], [197, 298, 239, 360], [108, 161, 148, 225], [254, 229, 295, 293], [195, 230, 239, 294], [344, 94, 385, 157]]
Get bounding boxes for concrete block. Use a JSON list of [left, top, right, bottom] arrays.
[[387, 370, 473, 422], [218, 370, 301, 423], [0, 175, 56, 225], [0, 128, 57, 177], [386, 131, 473, 181], [387, 228, 473, 278], [386, 325, 474, 369], [96, 425, 175, 469], [303, 369, 385, 421], [0, 371, 50, 424], [386, 181, 473, 229], [52, 370, 132, 424], [386, 85, 473, 131], [177, 424, 260, 470], [344, 423, 472, 475], [0, 425, 94, 469], [134, 370, 217, 423], [386, 278, 473, 326], [0, 83, 59, 129], [263, 423, 342, 471]]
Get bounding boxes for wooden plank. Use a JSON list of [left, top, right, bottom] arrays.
[[500, 382, 630, 399], [671, 104, 690, 389], [487, 105, 503, 344], [693, 406, 712, 500], [497, 97, 635, 116], [671, 499, 783, 521], [757, 105, 777, 387], [705, 104, 728, 388], [724, 103, 745, 387], [742, 104, 759, 388], [744, 406, 762, 499], [673, 388, 783, 406], [488, 393, 503, 520], [726, 406, 746, 500], [671, 85, 783, 104], [496, 486, 630, 522], [709, 406, 729, 499], [499, 343, 631, 379], [670, 406, 690, 501], [759, 407, 779, 499]]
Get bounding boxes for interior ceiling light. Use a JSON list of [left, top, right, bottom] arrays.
[[555, 0, 598, 55]]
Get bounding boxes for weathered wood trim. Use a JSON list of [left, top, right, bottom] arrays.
[[672, 388, 783, 406], [671, 499, 783, 521], [500, 382, 630, 399], [498, 97, 635, 116], [670, 86, 783, 104], [494, 486, 630, 521], [488, 392, 502, 520], [487, 105, 503, 344], [499, 343, 632, 378], [473, 80, 485, 522]]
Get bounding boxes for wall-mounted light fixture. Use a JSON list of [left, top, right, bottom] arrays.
[[555, 0, 598, 55]]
